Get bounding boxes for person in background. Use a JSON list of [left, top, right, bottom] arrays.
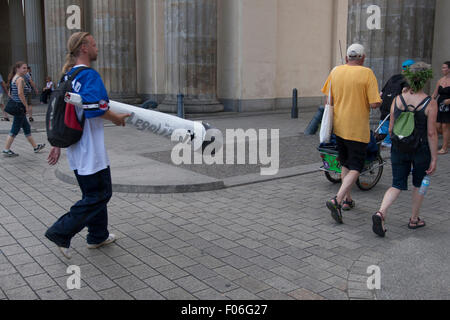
[[40, 76, 54, 104], [372, 62, 438, 237], [25, 66, 38, 122], [378, 60, 415, 148], [2, 62, 46, 157], [0, 73, 9, 121], [432, 61, 450, 155]]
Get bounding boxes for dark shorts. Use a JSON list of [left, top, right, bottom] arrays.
[[437, 110, 450, 123], [336, 136, 368, 173], [391, 144, 431, 191]]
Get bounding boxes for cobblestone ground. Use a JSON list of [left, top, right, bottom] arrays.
[[1, 129, 449, 300]]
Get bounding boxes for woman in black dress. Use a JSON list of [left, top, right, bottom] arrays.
[[432, 61, 450, 154]]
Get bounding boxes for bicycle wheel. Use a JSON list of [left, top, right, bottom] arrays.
[[356, 155, 384, 191], [325, 171, 342, 184]]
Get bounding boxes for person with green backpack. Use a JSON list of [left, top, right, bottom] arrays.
[[372, 62, 438, 237]]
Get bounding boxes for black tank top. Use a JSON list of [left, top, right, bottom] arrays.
[[394, 95, 431, 143], [438, 86, 450, 106]]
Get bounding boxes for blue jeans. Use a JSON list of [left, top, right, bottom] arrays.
[[45, 167, 112, 248], [10, 113, 31, 137], [379, 120, 391, 144]]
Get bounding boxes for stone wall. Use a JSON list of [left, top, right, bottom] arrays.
[[348, 0, 436, 88]]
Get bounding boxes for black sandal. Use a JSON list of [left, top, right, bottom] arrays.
[[327, 197, 343, 224], [372, 211, 387, 237], [1, 117, 9, 121], [408, 217, 426, 230], [342, 199, 355, 211]]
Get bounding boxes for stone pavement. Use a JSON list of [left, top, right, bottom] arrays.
[[0, 103, 449, 300]]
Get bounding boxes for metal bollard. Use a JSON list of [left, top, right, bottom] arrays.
[[304, 105, 325, 135], [291, 89, 298, 119], [177, 93, 185, 119]]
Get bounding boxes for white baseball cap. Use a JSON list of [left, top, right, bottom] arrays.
[[347, 43, 365, 58]]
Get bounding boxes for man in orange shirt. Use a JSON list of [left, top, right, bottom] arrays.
[[321, 44, 382, 224]]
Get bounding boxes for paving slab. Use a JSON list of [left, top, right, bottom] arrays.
[[1, 104, 449, 301]]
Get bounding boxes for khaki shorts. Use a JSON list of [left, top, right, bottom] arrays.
[[27, 94, 32, 105]]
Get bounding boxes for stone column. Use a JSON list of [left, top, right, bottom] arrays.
[[432, 0, 450, 89], [136, 0, 166, 104], [347, 0, 436, 87], [25, 0, 46, 89], [9, 0, 27, 63], [44, 0, 84, 82], [160, 0, 223, 113], [0, 0, 12, 77], [89, 0, 138, 101]]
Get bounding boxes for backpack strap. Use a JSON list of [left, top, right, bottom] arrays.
[[65, 67, 90, 125], [67, 66, 91, 81], [58, 66, 91, 85], [414, 96, 432, 112], [399, 95, 408, 110], [399, 94, 432, 112]]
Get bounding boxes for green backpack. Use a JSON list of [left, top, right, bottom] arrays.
[[391, 95, 431, 154]]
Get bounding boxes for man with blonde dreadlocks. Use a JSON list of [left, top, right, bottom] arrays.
[[45, 32, 130, 259]]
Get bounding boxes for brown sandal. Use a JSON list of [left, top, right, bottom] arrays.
[[372, 211, 387, 237], [342, 199, 355, 211], [408, 217, 426, 229], [326, 197, 343, 224]]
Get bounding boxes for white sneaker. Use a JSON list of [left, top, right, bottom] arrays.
[[58, 247, 72, 259], [2, 150, 19, 157], [87, 234, 116, 249]]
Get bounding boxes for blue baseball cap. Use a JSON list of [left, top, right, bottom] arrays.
[[402, 60, 415, 70]]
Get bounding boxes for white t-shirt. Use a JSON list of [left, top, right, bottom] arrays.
[[66, 65, 111, 176], [67, 114, 110, 176], [46, 81, 54, 90]]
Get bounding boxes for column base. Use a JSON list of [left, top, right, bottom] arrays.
[[108, 93, 142, 105], [158, 103, 224, 114]]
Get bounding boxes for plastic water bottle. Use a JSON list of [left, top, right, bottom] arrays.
[[418, 175, 430, 196]]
